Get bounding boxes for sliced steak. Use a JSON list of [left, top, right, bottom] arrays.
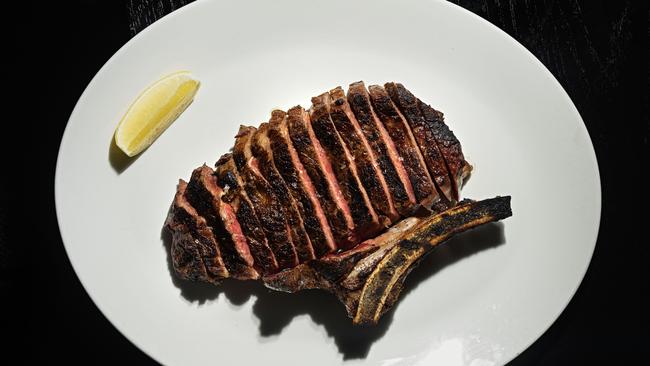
[[328, 86, 397, 225], [417, 100, 473, 202], [184, 166, 258, 279], [215, 154, 279, 274], [367, 85, 437, 207], [233, 126, 300, 269], [385, 82, 453, 203], [165, 180, 229, 282], [286, 106, 354, 248], [268, 111, 337, 256], [347, 82, 417, 217], [310, 92, 382, 243], [252, 114, 315, 262]]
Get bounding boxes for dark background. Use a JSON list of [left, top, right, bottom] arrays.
[[4, 0, 648, 364]]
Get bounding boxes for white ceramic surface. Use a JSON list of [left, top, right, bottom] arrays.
[[55, 0, 601, 365]]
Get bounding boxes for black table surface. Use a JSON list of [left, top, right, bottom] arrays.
[[4, 0, 649, 364]]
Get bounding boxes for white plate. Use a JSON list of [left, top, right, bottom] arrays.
[[55, 0, 601, 365]]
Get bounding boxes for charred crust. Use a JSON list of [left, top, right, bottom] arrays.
[[269, 127, 331, 257], [170, 229, 210, 282], [215, 152, 233, 168], [310, 105, 375, 230], [417, 98, 470, 202], [398, 239, 420, 251], [234, 130, 299, 269], [385, 83, 452, 202], [328, 92, 392, 222], [368, 85, 435, 205], [253, 123, 315, 263], [287, 107, 351, 245], [236, 198, 278, 274]]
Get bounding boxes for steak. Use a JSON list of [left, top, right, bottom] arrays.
[[286, 106, 353, 247], [310, 92, 381, 243], [214, 154, 279, 274], [251, 112, 315, 262], [267, 111, 337, 256], [328, 86, 397, 225], [367, 85, 438, 207], [183, 166, 258, 279], [232, 126, 299, 269], [164, 81, 510, 324], [347, 81, 417, 216], [417, 99, 473, 201], [165, 180, 229, 282], [385, 82, 454, 203]]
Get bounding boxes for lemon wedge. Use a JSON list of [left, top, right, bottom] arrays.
[[114, 71, 200, 157]]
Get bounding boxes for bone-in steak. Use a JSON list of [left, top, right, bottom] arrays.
[[164, 81, 512, 325]]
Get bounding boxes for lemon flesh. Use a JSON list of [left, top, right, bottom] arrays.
[[114, 71, 200, 157]]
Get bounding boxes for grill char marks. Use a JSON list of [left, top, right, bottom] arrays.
[[215, 155, 279, 274], [367, 85, 437, 207], [286, 106, 353, 248], [310, 92, 381, 244], [251, 113, 315, 262], [328, 86, 397, 225], [385, 83, 453, 203], [347, 82, 417, 217], [184, 165, 258, 279], [165, 180, 229, 282], [233, 126, 300, 269], [417, 100, 473, 202], [268, 111, 337, 256]]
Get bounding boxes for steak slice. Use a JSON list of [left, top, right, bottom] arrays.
[[233, 126, 300, 269], [268, 111, 337, 256], [328, 86, 398, 225], [417, 100, 473, 202], [251, 113, 315, 262], [215, 154, 279, 274], [385, 82, 453, 203], [347, 82, 417, 217], [310, 92, 382, 243], [286, 106, 354, 248], [184, 165, 258, 279], [165, 180, 229, 282], [367, 85, 438, 208]]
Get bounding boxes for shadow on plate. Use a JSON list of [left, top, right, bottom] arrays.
[[161, 222, 505, 360], [109, 137, 142, 174]]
